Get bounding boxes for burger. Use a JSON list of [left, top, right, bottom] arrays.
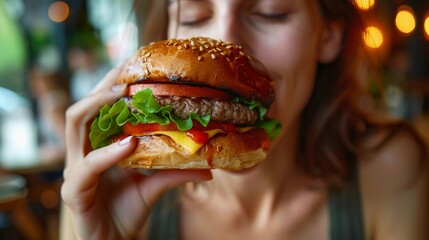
[[89, 37, 281, 170]]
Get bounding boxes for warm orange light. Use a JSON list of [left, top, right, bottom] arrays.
[[395, 6, 416, 35], [363, 26, 383, 49], [424, 13, 429, 40], [354, 0, 375, 11], [48, 1, 69, 23]]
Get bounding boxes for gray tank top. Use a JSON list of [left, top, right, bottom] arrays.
[[148, 167, 364, 240]]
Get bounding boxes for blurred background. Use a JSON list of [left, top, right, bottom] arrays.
[[0, 0, 428, 239]]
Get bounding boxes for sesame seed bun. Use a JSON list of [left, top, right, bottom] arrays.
[[118, 37, 275, 106]]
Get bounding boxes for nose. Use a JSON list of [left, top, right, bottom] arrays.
[[212, 13, 249, 50], [217, 15, 240, 43]]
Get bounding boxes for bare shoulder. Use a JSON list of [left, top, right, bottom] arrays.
[[359, 125, 427, 195], [358, 124, 428, 239]]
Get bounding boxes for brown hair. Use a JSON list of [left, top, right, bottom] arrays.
[[133, 0, 428, 188], [301, 0, 427, 187]]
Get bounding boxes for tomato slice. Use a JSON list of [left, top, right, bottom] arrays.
[[123, 122, 178, 135], [128, 83, 232, 100]]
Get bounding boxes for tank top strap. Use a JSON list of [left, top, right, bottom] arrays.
[[328, 161, 365, 240]]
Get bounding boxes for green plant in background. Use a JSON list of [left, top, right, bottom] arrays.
[[0, 2, 26, 93]]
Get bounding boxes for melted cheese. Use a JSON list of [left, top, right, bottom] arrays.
[[152, 129, 223, 154]]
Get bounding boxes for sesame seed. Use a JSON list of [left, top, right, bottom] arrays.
[[184, 43, 189, 49], [199, 46, 204, 51], [198, 56, 203, 61], [177, 45, 183, 50], [211, 53, 216, 59], [145, 52, 151, 58], [226, 45, 232, 49]]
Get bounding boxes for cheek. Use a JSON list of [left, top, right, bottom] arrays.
[[268, 72, 315, 132], [256, 40, 319, 132]]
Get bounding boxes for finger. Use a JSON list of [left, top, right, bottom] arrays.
[[62, 136, 137, 211], [138, 170, 212, 209], [65, 83, 128, 161]]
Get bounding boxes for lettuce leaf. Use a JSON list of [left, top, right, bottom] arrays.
[[255, 118, 282, 140], [89, 115, 122, 150]]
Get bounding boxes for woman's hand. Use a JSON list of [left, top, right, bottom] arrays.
[[61, 64, 212, 239]]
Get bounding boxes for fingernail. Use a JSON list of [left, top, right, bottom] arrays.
[[111, 84, 127, 92], [119, 136, 133, 146]]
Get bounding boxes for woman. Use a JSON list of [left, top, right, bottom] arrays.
[[61, 0, 428, 239]]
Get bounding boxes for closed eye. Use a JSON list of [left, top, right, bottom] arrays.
[[179, 16, 210, 27], [253, 13, 288, 22]]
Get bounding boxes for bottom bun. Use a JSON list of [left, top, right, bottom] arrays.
[[117, 129, 269, 170]]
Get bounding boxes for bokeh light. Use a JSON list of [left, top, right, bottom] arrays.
[[424, 13, 429, 40], [363, 26, 383, 49], [354, 0, 375, 11], [395, 5, 416, 35], [48, 1, 69, 23]]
